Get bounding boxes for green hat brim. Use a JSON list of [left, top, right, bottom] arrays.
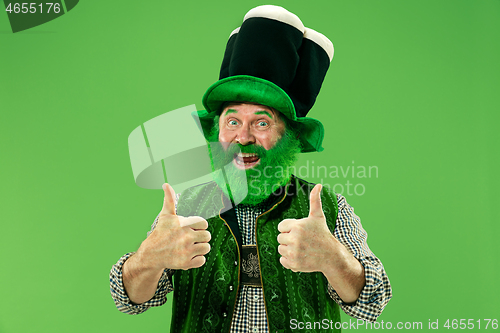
[[196, 75, 324, 153]]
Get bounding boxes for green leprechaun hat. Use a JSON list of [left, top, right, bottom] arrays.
[[195, 5, 334, 153]]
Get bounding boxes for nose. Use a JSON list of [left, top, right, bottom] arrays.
[[235, 124, 255, 145]]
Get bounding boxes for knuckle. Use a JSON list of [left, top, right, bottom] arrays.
[[280, 235, 291, 246], [180, 234, 194, 248], [194, 217, 208, 229], [279, 256, 286, 266], [198, 243, 210, 255], [194, 256, 206, 268], [277, 234, 285, 244]]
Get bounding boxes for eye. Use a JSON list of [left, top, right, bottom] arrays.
[[228, 120, 238, 126], [257, 121, 268, 127]]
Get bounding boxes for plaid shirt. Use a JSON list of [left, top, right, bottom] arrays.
[[110, 193, 392, 331]]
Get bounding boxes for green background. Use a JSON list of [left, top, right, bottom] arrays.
[[1, 1, 498, 332]]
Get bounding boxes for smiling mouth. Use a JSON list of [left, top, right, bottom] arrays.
[[233, 152, 260, 170]]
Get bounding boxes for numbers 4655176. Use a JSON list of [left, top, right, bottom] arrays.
[[5, 3, 61, 14], [444, 319, 498, 330]]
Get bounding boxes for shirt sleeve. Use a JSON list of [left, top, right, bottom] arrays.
[[109, 214, 176, 315], [326, 193, 392, 322]]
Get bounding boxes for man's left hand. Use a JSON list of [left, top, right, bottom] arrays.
[[277, 184, 336, 273]]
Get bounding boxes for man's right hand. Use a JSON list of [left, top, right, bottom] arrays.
[[137, 183, 211, 271]]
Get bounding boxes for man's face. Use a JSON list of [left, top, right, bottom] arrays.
[[218, 103, 286, 170], [209, 102, 300, 205]]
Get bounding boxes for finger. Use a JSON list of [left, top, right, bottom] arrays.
[[180, 216, 208, 230], [161, 183, 177, 216], [277, 244, 287, 256], [277, 219, 295, 233], [309, 184, 325, 218], [280, 256, 291, 270], [277, 233, 292, 245], [192, 230, 211, 244], [193, 242, 211, 255], [189, 255, 206, 269]]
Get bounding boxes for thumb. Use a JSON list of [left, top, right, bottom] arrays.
[[309, 184, 325, 218], [161, 183, 177, 216]]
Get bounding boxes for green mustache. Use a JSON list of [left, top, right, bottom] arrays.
[[210, 142, 268, 167]]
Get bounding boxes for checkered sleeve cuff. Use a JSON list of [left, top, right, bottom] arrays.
[[109, 252, 174, 315], [327, 257, 392, 322]]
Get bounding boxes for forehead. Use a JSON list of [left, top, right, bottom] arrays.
[[221, 102, 279, 119]]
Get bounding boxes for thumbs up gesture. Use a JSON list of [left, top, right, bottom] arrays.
[[277, 184, 336, 273], [139, 183, 211, 271]]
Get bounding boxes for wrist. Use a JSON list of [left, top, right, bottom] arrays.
[[319, 235, 343, 276], [135, 243, 165, 274]]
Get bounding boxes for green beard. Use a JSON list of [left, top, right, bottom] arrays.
[[208, 122, 301, 205]]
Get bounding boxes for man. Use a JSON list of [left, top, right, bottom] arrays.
[[110, 5, 391, 333]]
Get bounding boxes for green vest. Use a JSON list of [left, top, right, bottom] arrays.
[[171, 175, 341, 333]]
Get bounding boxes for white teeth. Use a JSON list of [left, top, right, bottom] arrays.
[[237, 153, 258, 158], [233, 152, 260, 168]]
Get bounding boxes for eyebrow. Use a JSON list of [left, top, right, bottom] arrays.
[[254, 110, 273, 118], [224, 109, 238, 115]]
